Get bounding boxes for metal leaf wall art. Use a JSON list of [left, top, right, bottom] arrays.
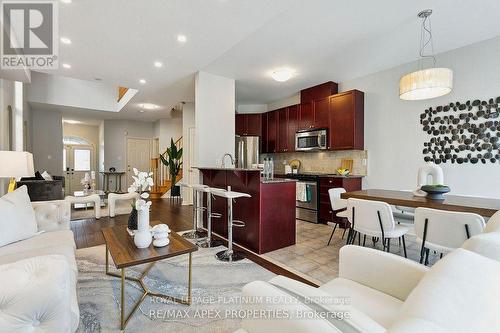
[[421, 96, 500, 164]]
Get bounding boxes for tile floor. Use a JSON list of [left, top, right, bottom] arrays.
[[263, 220, 439, 285]]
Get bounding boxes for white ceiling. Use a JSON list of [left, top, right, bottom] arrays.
[[39, 0, 500, 120]]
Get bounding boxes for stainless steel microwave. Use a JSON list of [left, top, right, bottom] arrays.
[[295, 129, 328, 151]]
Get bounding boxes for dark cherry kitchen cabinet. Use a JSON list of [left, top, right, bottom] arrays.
[[313, 96, 330, 130], [287, 105, 299, 150], [267, 110, 278, 153], [246, 114, 262, 136], [235, 114, 246, 135], [261, 113, 268, 153], [277, 108, 289, 152], [235, 113, 262, 136], [301, 81, 338, 103], [319, 176, 362, 224], [329, 90, 364, 150], [298, 102, 314, 131]]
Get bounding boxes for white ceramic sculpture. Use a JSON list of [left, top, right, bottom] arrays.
[[413, 162, 444, 197]]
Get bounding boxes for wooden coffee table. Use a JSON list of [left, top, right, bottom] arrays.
[[102, 222, 198, 330]]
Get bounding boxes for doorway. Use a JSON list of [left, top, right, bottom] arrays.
[[64, 144, 94, 194], [126, 137, 152, 186]]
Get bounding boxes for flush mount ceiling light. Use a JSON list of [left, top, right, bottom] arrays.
[[63, 119, 82, 124], [271, 68, 294, 82], [62, 63, 71, 69], [154, 61, 163, 68], [139, 103, 160, 110], [177, 34, 187, 43], [399, 9, 453, 101], [139, 79, 146, 84], [60, 0, 71, 3], [60, 37, 71, 44]]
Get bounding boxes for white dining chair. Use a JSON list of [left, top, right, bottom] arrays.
[[414, 207, 485, 265], [327, 188, 349, 245], [346, 198, 409, 257], [485, 210, 500, 233]]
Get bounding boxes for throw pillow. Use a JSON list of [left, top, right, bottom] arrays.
[[0, 186, 38, 247], [34, 171, 44, 180], [41, 171, 53, 181]]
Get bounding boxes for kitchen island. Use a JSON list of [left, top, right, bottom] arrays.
[[197, 167, 296, 254]]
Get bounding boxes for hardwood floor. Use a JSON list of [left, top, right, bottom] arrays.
[[71, 198, 318, 287], [71, 199, 192, 249]]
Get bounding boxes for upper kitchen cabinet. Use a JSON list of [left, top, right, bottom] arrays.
[[329, 90, 364, 150], [267, 110, 278, 153], [246, 114, 262, 136], [235, 114, 246, 135], [235, 113, 262, 136], [287, 105, 299, 150], [313, 96, 330, 129], [261, 113, 268, 153], [300, 81, 338, 103], [277, 108, 289, 152], [298, 102, 314, 131]]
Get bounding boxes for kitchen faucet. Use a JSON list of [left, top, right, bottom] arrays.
[[221, 153, 235, 168]]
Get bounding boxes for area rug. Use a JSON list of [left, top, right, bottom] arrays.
[[76, 243, 275, 332]]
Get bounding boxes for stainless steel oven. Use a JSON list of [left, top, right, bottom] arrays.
[[295, 129, 328, 151], [296, 181, 318, 223]]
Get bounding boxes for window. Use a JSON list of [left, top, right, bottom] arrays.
[[74, 149, 91, 171], [63, 136, 91, 145]]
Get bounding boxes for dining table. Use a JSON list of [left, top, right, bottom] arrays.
[[341, 189, 500, 217]]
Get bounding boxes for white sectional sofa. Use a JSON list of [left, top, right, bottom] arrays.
[[238, 229, 500, 333], [0, 195, 79, 332]]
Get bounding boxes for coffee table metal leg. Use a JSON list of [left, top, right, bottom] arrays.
[[188, 252, 192, 305], [105, 250, 193, 330], [121, 268, 125, 330]]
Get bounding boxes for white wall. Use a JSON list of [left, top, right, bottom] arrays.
[[182, 102, 195, 203], [0, 79, 15, 194], [27, 72, 120, 112], [31, 109, 63, 175], [103, 120, 155, 171], [23, 84, 33, 152], [154, 117, 183, 153], [267, 93, 300, 111], [236, 104, 267, 114], [0, 79, 14, 151], [195, 71, 235, 167], [340, 36, 500, 198]]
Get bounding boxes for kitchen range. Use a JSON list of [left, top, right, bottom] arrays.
[[276, 172, 363, 224]]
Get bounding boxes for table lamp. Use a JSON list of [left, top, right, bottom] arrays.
[[0, 151, 35, 192]]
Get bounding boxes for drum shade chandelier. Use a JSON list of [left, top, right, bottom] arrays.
[[400, 9, 453, 101]]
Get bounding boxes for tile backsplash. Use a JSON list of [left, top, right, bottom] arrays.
[[262, 150, 368, 175]]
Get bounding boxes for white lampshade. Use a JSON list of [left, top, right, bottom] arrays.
[[0, 151, 35, 178], [399, 68, 453, 101]]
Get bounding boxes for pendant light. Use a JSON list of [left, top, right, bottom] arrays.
[[399, 9, 453, 101]]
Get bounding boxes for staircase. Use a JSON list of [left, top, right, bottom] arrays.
[[150, 137, 183, 199]]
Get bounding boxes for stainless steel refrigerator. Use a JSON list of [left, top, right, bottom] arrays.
[[235, 135, 260, 169]]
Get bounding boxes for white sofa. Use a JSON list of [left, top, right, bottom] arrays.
[[238, 234, 500, 333], [0, 199, 79, 333]]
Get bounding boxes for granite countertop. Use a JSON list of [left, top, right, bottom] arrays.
[[261, 178, 297, 184], [275, 172, 364, 178], [194, 166, 261, 172]]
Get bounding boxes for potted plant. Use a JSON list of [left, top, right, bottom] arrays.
[[160, 138, 183, 197]]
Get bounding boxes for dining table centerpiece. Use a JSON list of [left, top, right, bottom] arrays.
[[128, 168, 154, 248]]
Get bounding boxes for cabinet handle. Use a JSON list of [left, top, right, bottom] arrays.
[[329, 180, 332, 183]]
